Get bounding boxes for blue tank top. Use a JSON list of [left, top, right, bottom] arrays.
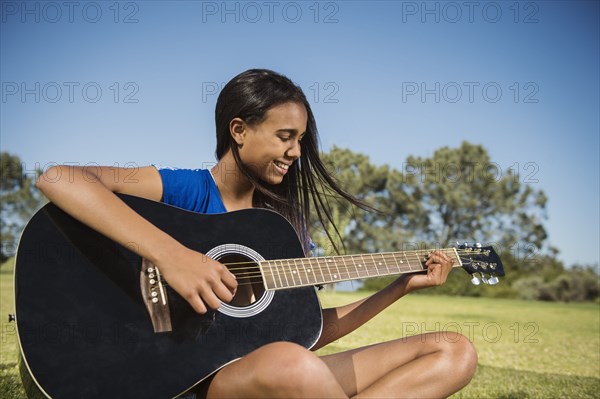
[[155, 166, 314, 253], [156, 167, 226, 214]]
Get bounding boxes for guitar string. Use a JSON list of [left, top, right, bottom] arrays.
[[155, 248, 488, 286], [221, 248, 477, 269], [156, 249, 488, 289], [210, 250, 478, 281], [219, 249, 480, 273]]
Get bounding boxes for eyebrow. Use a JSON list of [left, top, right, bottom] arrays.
[[277, 129, 306, 137]]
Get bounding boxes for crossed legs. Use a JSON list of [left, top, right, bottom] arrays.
[[205, 332, 477, 398]]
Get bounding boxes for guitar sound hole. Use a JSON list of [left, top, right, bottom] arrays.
[[219, 254, 265, 307]]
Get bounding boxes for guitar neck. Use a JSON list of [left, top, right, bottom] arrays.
[[260, 248, 463, 290]]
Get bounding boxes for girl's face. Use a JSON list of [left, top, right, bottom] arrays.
[[236, 102, 307, 185]]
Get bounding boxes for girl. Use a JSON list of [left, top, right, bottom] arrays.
[[37, 69, 477, 398]]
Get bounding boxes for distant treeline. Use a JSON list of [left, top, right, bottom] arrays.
[[307, 144, 598, 302], [2, 147, 598, 302]]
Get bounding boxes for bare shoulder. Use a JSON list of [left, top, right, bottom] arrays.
[[38, 164, 164, 202], [99, 165, 163, 201]]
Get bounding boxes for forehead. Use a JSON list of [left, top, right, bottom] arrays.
[[262, 102, 308, 128]]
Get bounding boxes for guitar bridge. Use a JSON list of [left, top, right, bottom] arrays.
[[140, 259, 173, 333]]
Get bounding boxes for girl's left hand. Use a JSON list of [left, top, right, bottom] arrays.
[[403, 250, 454, 293]]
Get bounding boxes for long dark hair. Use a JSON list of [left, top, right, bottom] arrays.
[[215, 69, 371, 254]]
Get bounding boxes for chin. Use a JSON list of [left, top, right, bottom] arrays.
[[260, 173, 285, 186], [265, 177, 284, 186]]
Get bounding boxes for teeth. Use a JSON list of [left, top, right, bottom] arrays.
[[274, 161, 289, 170]]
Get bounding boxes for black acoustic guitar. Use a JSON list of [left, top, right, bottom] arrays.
[[14, 194, 504, 399]]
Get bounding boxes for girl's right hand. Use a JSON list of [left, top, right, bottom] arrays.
[[36, 165, 238, 315], [157, 246, 238, 314]]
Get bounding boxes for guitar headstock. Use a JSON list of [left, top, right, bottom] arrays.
[[456, 243, 505, 285]]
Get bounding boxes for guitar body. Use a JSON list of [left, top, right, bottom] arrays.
[[14, 194, 322, 398]]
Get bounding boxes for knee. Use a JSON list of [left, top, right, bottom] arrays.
[[252, 342, 334, 393], [441, 332, 478, 383]]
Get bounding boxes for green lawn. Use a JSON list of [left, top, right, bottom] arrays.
[[1, 258, 598, 398], [316, 291, 600, 398]]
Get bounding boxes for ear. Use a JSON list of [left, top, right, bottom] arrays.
[[229, 118, 247, 146]]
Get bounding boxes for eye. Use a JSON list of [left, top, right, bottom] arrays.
[[278, 135, 291, 142]]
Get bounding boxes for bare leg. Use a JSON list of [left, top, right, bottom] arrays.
[[320, 332, 477, 399], [206, 341, 349, 398], [204, 332, 476, 398]]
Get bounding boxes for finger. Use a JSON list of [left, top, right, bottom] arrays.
[[221, 269, 238, 292], [187, 294, 208, 314], [198, 286, 222, 310], [427, 264, 447, 285], [430, 250, 450, 262], [213, 282, 235, 303], [425, 254, 444, 266], [427, 263, 441, 277], [428, 252, 454, 266]]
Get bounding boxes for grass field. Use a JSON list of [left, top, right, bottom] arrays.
[[1, 258, 598, 398]]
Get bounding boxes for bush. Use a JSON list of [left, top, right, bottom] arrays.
[[512, 267, 599, 302]]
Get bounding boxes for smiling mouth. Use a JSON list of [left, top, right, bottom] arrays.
[[273, 161, 290, 170]]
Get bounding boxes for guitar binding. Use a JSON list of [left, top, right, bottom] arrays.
[[205, 243, 275, 318]]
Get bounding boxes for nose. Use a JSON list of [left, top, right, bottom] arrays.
[[286, 139, 302, 160]]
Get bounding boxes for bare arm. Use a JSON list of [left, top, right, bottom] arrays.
[[312, 251, 453, 350], [36, 165, 237, 314]]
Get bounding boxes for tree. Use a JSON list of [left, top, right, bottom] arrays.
[[308, 146, 426, 256], [404, 141, 548, 251], [1, 152, 46, 262], [312, 143, 550, 296]]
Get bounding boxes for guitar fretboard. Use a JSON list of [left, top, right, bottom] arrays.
[[260, 248, 462, 290]]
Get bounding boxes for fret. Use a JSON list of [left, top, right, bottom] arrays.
[[348, 255, 359, 278], [367, 254, 377, 276], [321, 258, 336, 283], [374, 253, 390, 276], [288, 259, 302, 287], [390, 252, 403, 273], [358, 254, 371, 277], [404, 252, 416, 271], [452, 248, 461, 265], [270, 260, 283, 289], [278, 259, 290, 288], [300, 257, 317, 285], [386, 253, 397, 274], [261, 261, 276, 289], [312, 256, 322, 283], [313, 257, 327, 285], [263, 248, 462, 291], [342, 255, 359, 280], [328, 256, 343, 282], [369, 254, 378, 276], [415, 252, 426, 269], [338, 255, 352, 280], [411, 252, 419, 270], [316, 257, 328, 282], [450, 248, 461, 265], [351, 254, 367, 278]]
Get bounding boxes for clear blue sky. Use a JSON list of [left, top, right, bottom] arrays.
[[1, 1, 598, 267]]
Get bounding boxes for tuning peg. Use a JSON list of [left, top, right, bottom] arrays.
[[475, 242, 482, 248], [480, 273, 489, 284], [488, 276, 499, 285], [470, 275, 481, 285]]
